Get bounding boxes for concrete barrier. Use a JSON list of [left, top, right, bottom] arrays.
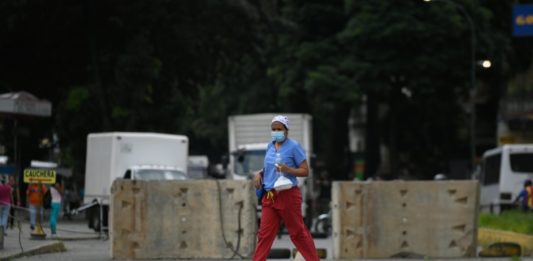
[[332, 181, 479, 259], [110, 179, 257, 259]]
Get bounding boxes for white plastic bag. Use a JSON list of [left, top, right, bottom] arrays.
[[273, 175, 292, 191]]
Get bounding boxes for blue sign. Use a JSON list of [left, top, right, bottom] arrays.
[[513, 4, 533, 37], [0, 165, 16, 175]]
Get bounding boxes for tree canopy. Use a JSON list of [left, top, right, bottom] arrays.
[[0, 0, 526, 182]]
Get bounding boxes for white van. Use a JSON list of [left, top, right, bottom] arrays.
[[479, 144, 533, 213]]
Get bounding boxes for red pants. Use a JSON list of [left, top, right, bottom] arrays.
[[253, 187, 319, 261]]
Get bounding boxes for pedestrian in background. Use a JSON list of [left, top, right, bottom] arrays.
[[515, 179, 532, 211], [49, 182, 63, 237], [8, 175, 19, 229], [0, 175, 12, 235], [62, 187, 73, 220], [26, 182, 47, 231], [252, 115, 319, 261]]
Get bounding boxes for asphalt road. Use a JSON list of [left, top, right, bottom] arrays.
[[9, 220, 533, 261], [12, 235, 326, 261], [7, 216, 330, 261], [13, 236, 533, 261]]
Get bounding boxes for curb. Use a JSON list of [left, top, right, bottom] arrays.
[[478, 228, 533, 256], [3, 241, 66, 260]]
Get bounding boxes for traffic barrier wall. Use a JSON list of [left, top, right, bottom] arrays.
[[110, 179, 257, 259], [332, 181, 479, 259]]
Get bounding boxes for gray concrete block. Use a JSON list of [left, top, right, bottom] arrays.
[[332, 181, 479, 259], [110, 179, 257, 259]]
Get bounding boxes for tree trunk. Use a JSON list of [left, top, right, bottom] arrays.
[[365, 91, 380, 180], [85, 0, 112, 131], [325, 102, 351, 180]]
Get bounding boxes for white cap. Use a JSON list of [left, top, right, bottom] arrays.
[[272, 115, 289, 130]]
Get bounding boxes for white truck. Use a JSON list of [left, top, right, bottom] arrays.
[[478, 144, 533, 213], [83, 132, 189, 231], [227, 113, 314, 225]]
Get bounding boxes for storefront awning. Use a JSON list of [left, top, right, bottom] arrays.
[[0, 91, 52, 117]]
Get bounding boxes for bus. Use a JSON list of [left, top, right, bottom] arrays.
[[479, 144, 533, 213]]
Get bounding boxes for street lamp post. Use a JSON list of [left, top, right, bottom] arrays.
[[424, 0, 477, 174]]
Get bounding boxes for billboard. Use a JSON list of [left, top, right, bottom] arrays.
[[513, 4, 533, 37]]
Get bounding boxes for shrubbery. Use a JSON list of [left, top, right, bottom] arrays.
[[479, 210, 533, 235]]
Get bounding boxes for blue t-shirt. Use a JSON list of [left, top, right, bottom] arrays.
[[517, 189, 529, 208], [262, 138, 307, 191]]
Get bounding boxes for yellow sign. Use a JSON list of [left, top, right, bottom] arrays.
[[23, 168, 56, 184], [499, 136, 516, 145]]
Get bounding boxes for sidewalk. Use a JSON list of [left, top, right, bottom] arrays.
[[0, 212, 100, 260]]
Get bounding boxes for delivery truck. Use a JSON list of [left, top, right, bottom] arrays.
[[83, 132, 189, 231], [226, 113, 315, 226]]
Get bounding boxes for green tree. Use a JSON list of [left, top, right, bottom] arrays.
[[263, 0, 504, 180], [1, 0, 269, 175], [0, 0, 522, 183]]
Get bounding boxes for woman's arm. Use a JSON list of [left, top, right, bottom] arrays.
[[277, 160, 309, 177], [253, 169, 263, 189]]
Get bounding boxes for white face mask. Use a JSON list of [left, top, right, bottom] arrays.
[[271, 131, 285, 142]]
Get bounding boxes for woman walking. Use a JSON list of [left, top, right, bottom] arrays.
[[49, 182, 63, 237], [252, 115, 319, 261], [0, 176, 12, 236]]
